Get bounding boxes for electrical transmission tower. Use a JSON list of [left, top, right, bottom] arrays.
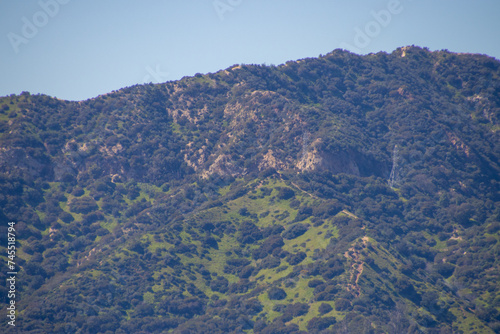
[[301, 131, 310, 162], [388, 145, 401, 188]]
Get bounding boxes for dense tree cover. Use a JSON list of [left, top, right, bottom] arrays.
[[0, 46, 499, 333]]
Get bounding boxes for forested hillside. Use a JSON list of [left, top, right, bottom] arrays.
[[1, 46, 499, 333]]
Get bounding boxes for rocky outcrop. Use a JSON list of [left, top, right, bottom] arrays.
[[296, 139, 387, 177]]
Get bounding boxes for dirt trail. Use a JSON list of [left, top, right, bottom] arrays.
[[344, 236, 370, 297], [341, 209, 358, 219], [290, 181, 318, 199]]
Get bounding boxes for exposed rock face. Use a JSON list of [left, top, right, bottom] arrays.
[[259, 149, 286, 171], [295, 138, 387, 177], [296, 138, 324, 172], [202, 154, 244, 178]]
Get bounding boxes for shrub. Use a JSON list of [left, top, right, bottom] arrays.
[[228, 279, 254, 294], [82, 211, 104, 225], [226, 258, 251, 267], [253, 235, 284, 260], [239, 207, 250, 216], [282, 224, 308, 240], [312, 200, 342, 218], [308, 279, 324, 288], [307, 316, 336, 332], [295, 206, 313, 221], [286, 251, 306, 265], [277, 187, 295, 200], [237, 221, 263, 244], [259, 256, 281, 269], [202, 236, 218, 249], [69, 196, 98, 214], [268, 287, 287, 300], [318, 303, 333, 314], [60, 211, 74, 223], [163, 297, 205, 318], [335, 298, 351, 311], [240, 299, 262, 316], [259, 167, 276, 178], [435, 262, 455, 278], [71, 187, 85, 197], [238, 266, 255, 279], [284, 303, 309, 317], [210, 277, 229, 293], [315, 285, 339, 301]]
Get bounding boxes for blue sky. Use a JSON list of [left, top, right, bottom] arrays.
[[1, 0, 499, 101]]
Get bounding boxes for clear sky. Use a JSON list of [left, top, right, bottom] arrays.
[[1, 0, 499, 101]]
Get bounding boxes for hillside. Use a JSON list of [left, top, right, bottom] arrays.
[[0, 46, 499, 333]]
